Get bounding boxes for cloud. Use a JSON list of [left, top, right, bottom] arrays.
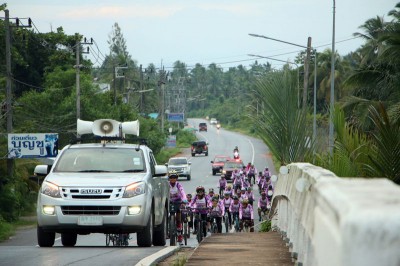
[[60, 4, 184, 19]]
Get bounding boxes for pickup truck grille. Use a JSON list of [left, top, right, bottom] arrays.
[[61, 187, 123, 199], [61, 206, 121, 215]]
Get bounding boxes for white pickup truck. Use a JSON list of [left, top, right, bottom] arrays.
[[35, 119, 169, 247]]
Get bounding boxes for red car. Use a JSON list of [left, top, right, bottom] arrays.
[[211, 155, 231, 175], [222, 159, 244, 181]]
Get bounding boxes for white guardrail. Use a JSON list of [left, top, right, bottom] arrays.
[[270, 163, 400, 266]]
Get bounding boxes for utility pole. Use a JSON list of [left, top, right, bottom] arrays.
[[159, 68, 166, 131], [303, 37, 312, 110], [139, 64, 144, 113], [114, 65, 128, 106], [74, 36, 92, 123], [5, 9, 12, 178], [4, 11, 32, 178], [329, 0, 336, 156]]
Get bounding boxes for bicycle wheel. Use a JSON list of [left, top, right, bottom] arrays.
[[106, 234, 111, 246], [183, 222, 188, 246], [196, 220, 203, 243], [235, 218, 240, 232], [225, 214, 229, 233], [169, 214, 176, 246]]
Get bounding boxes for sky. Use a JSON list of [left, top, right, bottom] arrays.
[[4, 0, 399, 70]]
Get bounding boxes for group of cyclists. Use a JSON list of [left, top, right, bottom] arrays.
[[168, 160, 275, 246]]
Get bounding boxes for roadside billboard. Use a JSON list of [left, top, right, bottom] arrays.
[[8, 133, 59, 158], [167, 113, 184, 122]]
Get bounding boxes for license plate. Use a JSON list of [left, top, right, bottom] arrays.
[[78, 216, 103, 226]]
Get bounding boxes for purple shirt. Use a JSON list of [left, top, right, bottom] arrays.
[[169, 182, 187, 203], [190, 195, 210, 214], [210, 204, 224, 217], [229, 201, 241, 213], [239, 204, 254, 220], [258, 197, 269, 208], [219, 178, 227, 188]]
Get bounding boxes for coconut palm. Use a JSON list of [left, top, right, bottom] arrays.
[[249, 70, 313, 165], [364, 103, 400, 184]]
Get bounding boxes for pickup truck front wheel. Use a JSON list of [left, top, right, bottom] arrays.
[[61, 233, 77, 247], [37, 225, 55, 247], [153, 208, 167, 246], [137, 212, 154, 247]]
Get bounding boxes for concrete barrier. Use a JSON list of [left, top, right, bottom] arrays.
[[270, 163, 400, 266]]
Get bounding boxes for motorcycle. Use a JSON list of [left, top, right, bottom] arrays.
[[233, 147, 240, 159]]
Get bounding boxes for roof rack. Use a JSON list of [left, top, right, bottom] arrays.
[[69, 136, 148, 146]]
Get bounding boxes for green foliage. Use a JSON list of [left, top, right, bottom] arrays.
[[259, 219, 272, 232], [250, 71, 314, 165], [155, 147, 181, 164], [0, 217, 14, 242], [365, 104, 400, 184], [176, 130, 196, 147], [316, 105, 373, 177]]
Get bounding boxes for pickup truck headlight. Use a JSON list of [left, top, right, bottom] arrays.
[[41, 181, 61, 198], [123, 182, 145, 198]]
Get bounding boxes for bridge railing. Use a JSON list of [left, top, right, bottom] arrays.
[[270, 163, 400, 266]]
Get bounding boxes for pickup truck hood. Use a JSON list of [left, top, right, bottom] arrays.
[[45, 172, 146, 187], [212, 162, 224, 167]]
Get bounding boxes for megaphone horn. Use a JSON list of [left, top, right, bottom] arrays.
[[92, 119, 120, 136], [121, 120, 140, 136], [77, 119, 94, 135]]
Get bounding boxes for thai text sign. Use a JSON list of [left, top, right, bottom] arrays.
[[167, 113, 184, 122], [8, 133, 59, 158]]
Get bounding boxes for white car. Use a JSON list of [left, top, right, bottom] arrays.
[[210, 118, 218, 125], [165, 157, 191, 180]]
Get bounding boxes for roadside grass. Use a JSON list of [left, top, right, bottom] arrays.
[[0, 217, 36, 242]]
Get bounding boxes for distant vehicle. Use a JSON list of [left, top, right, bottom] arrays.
[[210, 118, 218, 125], [222, 159, 244, 181], [211, 155, 231, 175], [199, 122, 207, 132], [191, 141, 208, 157], [165, 157, 191, 180]]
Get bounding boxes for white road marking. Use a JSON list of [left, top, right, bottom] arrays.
[[247, 138, 255, 165]]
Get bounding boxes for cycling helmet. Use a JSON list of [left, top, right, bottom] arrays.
[[196, 186, 205, 193], [261, 191, 266, 196], [242, 199, 249, 204], [212, 196, 219, 202], [221, 174, 226, 178], [209, 188, 214, 193], [247, 186, 253, 191], [168, 170, 178, 179], [233, 195, 239, 200], [224, 191, 230, 195], [227, 185, 232, 189], [259, 171, 262, 175], [187, 193, 192, 198]]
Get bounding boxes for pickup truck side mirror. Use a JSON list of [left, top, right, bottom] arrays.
[[164, 163, 168, 167], [29, 165, 51, 186], [154, 165, 168, 177]]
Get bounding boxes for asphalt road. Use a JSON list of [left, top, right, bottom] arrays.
[[0, 118, 274, 266]]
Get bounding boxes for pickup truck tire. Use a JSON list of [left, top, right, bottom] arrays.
[[212, 170, 216, 176], [137, 211, 154, 247], [191, 153, 195, 157], [153, 209, 167, 246], [37, 225, 55, 247], [205, 152, 208, 156], [61, 233, 77, 247], [187, 175, 191, 181]]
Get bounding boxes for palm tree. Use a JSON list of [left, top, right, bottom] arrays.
[[249, 70, 313, 165], [364, 103, 400, 184]]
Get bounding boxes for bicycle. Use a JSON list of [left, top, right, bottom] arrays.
[[168, 201, 182, 246], [232, 213, 240, 232], [191, 207, 209, 243], [180, 205, 191, 246], [224, 209, 230, 233], [210, 216, 218, 234], [105, 233, 130, 246]]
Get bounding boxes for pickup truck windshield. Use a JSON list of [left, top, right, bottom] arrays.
[[53, 148, 146, 173], [168, 158, 188, 165]]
